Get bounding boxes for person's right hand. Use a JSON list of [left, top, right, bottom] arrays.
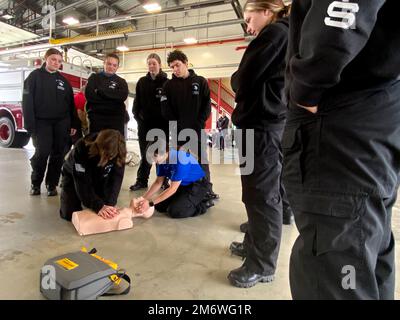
[[98, 205, 119, 219]]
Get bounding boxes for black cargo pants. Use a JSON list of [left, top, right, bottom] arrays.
[[283, 81, 400, 300], [30, 117, 71, 188], [239, 126, 285, 275], [136, 121, 168, 185], [155, 178, 209, 218]]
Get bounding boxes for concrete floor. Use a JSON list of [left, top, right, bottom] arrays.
[[0, 141, 399, 300]]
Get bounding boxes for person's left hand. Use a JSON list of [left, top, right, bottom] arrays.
[[136, 199, 150, 213], [70, 128, 77, 136]]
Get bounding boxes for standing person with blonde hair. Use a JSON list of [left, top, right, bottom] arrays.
[[228, 0, 291, 288], [130, 53, 169, 191], [22, 48, 79, 196]]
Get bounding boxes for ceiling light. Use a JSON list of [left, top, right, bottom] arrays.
[[116, 45, 129, 52], [63, 17, 80, 25], [2, 14, 13, 20], [183, 37, 198, 45], [143, 3, 162, 13]]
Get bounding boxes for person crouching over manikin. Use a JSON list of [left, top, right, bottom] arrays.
[[131, 139, 214, 219], [59, 129, 127, 221]]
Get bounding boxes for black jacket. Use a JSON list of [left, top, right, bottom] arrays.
[[231, 18, 289, 129], [286, 0, 400, 107], [161, 69, 211, 132], [22, 65, 79, 134], [62, 133, 124, 213], [133, 71, 168, 128], [217, 116, 229, 131], [85, 72, 129, 119]]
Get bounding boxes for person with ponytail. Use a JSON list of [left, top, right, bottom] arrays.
[[228, 0, 292, 288], [59, 129, 126, 221]]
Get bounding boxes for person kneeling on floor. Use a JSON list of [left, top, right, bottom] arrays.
[[59, 129, 126, 221], [131, 139, 214, 219]]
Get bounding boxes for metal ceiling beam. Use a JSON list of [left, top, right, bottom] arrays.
[[87, 0, 128, 17], [24, 0, 89, 26], [231, 0, 246, 33], [0, 17, 244, 55], [43, 0, 232, 32]]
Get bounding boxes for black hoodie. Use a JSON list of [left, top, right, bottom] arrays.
[[231, 18, 289, 129], [286, 0, 400, 107], [85, 72, 129, 120], [62, 133, 124, 213], [22, 65, 79, 134], [161, 69, 211, 133], [132, 71, 168, 128]]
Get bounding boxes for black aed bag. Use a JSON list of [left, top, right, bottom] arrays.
[[40, 248, 131, 300]]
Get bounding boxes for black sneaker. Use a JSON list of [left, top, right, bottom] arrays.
[[47, 186, 58, 197], [30, 185, 40, 196], [228, 264, 275, 288], [205, 191, 220, 200], [129, 181, 148, 191], [229, 241, 246, 259]]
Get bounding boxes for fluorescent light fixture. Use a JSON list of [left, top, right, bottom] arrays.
[[63, 17, 80, 25], [183, 37, 198, 45], [2, 14, 13, 19], [143, 3, 162, 13], [116, 45, 129, 52]]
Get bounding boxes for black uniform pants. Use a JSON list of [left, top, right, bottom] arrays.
[[175, 129, 213, 193], [283, 81, 400, 300], [239, 128, 284, 275], [155, 178, 209, 219], [88, 113, 125, 136], [30, 118, 70, 188], [136, 122, 168, 185], [59, 169, 82, 221]]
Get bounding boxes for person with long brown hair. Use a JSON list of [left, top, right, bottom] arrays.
[[59, 129, 126, 221], [228, 0, 291, 288]]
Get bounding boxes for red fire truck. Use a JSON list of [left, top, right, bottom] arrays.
[[0, 58, 91, 148]]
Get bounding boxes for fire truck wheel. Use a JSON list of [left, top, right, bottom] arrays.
[[0, 117, 15, 148]]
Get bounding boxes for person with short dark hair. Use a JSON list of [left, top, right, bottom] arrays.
[[130, 139, 213, 219], [59, 129, 126, 221], [85, 54, 129, 135], [216, 111, 229, 151], [161, 49, 219, 202], [22, 48, 79, 196], [130, 53, 169, 191]]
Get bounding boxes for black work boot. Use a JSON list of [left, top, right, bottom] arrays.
[[129, 181, 148, 191], [30, 185, 41, 196], [228, 264, 275, 288], [229, 241, 246, 259], [240, 221, 248, 233], [47, 186, 58, 197]]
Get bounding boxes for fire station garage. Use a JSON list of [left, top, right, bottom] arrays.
[[0, 0, 399, 301]]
